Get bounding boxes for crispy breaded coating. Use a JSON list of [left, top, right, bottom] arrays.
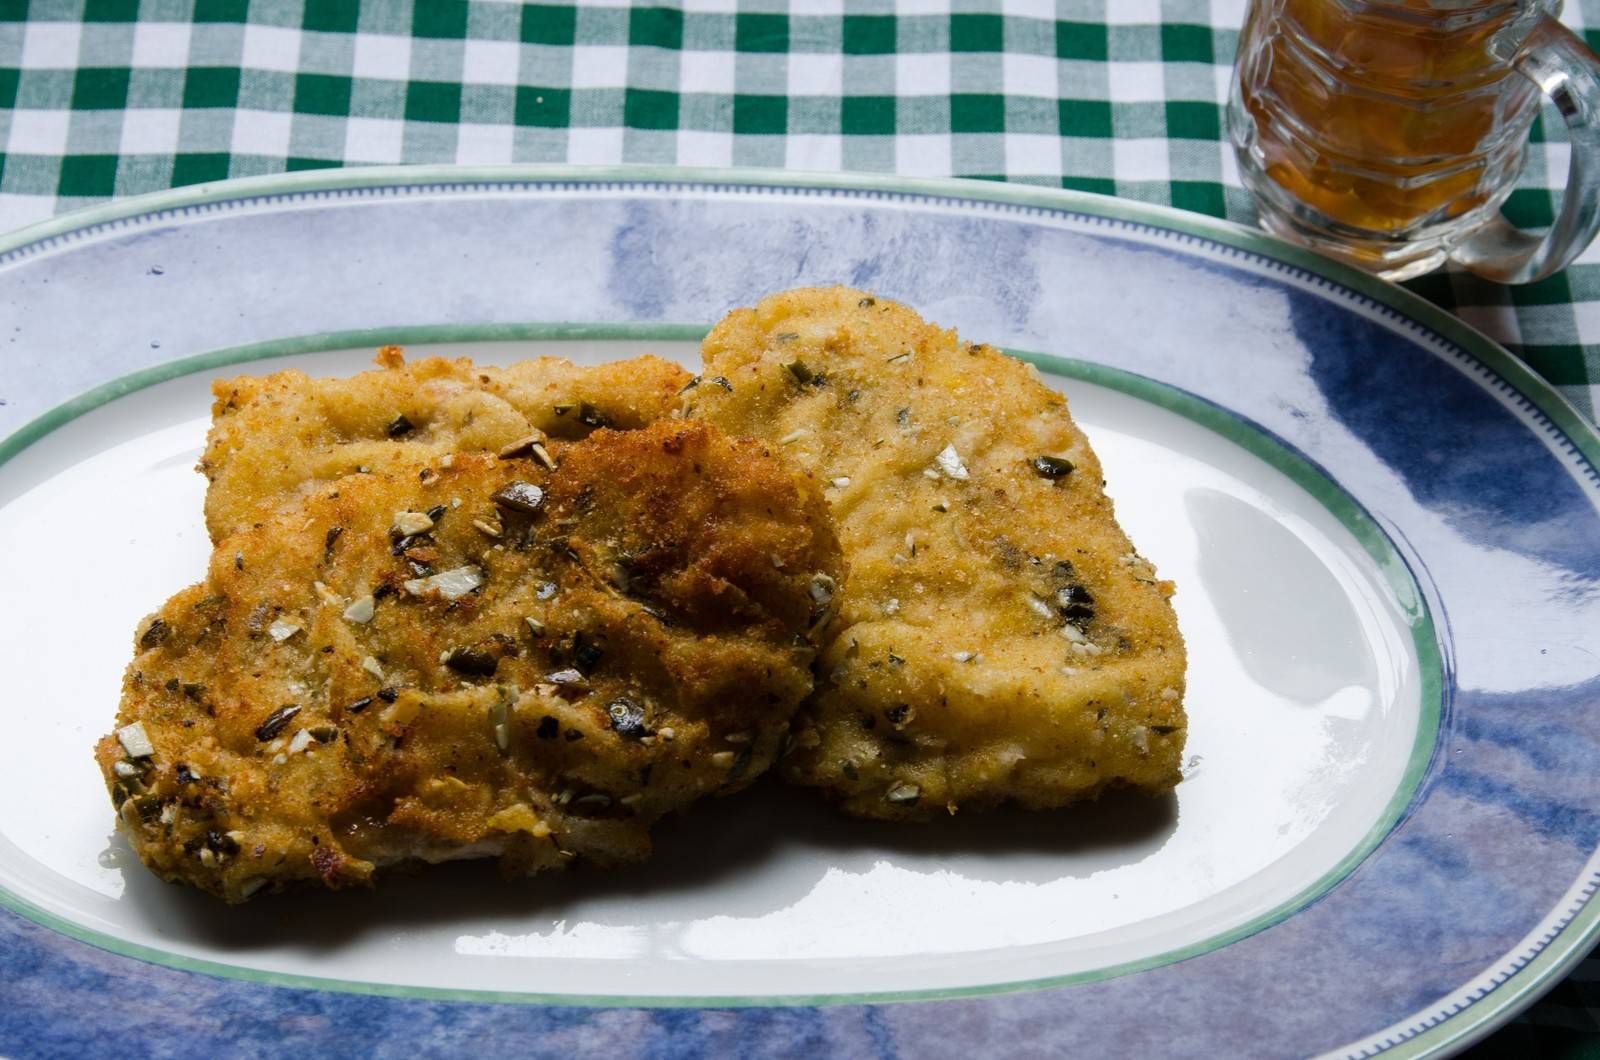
[[97, 421, 842, 901], [688, 287, 1187, 820], [201, 347, 691, 540]]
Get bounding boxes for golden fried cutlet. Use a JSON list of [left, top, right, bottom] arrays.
[[201, 346, 691, 540], [687, 286, 1187, 821], [96, 421, 842, 901]]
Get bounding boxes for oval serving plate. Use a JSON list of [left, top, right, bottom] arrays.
[[0, 167, 1597, 1059]]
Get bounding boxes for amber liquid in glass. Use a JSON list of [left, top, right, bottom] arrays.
[[1233, 0, 1550, 275]]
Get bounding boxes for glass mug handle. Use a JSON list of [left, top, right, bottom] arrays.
[[1452, 16, 1600, 284]]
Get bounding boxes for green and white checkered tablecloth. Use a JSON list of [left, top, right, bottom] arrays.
[[4, 2, 1600, 1054]]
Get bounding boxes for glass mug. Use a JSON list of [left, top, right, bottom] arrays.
[[1229, 0, 1600, 282]]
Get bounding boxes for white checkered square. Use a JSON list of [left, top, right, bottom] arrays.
[[1218, 138, 1242, 187], [20, 22, 82, 68], [1002, 52, 1057, 99], [999, 0, 1056, 17], [676, 128, 736, 167], [239, 24, 302, 74], [1104, 0, 1165, 25], [1212, 63, 1234, 107], [1543, 140, 1573, 187], [130, 23, 193, 68], [119, 108, 183, 154], [788, 53, 842, 97], [455, 122, 516, 163], [1209, 0, 1252, 30], [569, 46, 630, 90], [343, 116, 406, 163], [566, 125, 625, 164], [351, 34, 412, 82], [230, 109, 292, 157], [1108, 61, 1167, 103], [896, 52, 949, 96], [785, 132, 842, 172], [897, 133, 952, 176], [679, 50, 736, 95], [461, 39, 523, 86], [1113, 137, 1171, 182], [1005, 133, 1062, 177], [0, 194, 56, 230], [7, 109, 72, 155]]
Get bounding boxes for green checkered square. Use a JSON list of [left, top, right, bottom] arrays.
[[733, 93, 784, 136], [515, 85, 569, 128], [950, 13, 1003, 53], [182, 67, 239, 109], [844, 15, 896, 56], [735, 13, 787, 54], [71, 67, 129, 109], [630, 7, 682, 51], [302, 2, 360, 36], [1057, 21, 1108, 61], [521, 5, 576, 46], [405, 80, 461, 124], [293, 73, 352, 117]]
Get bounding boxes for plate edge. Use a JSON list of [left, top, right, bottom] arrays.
[[0, 166, 1594, 1054]]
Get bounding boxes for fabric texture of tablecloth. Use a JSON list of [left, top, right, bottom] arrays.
[[3, 2, 1600, 1056]]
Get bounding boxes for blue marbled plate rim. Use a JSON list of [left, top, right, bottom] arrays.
[[0, 166, 1595, 1058]]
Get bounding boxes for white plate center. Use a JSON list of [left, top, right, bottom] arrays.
[[0, 340, 1426, 1000]]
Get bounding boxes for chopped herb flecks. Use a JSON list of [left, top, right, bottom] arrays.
[[1033, 455, 1075, 479], [572, 631, 603, 674], [444, 646, 499, 678], [809, 572, 837, 628], [934, 443, 970, 481], [403, 565, 484, 600], [607, 697, 650, 739], [267, 618, 302, 642], [885, 782, 921, 805], [492, 481, 546, 514], [393, 510, 434, 536], [139, 618, 171, 651], [117, 721, 155, 758], [342, 594, 376, 623], [254, 704, 301, 742], [490, 699, 511, 752]]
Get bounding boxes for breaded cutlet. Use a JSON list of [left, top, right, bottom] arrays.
[[202, 346, 692, 540], [686, 286, 1186, 820], [98, 421, 843, 901]]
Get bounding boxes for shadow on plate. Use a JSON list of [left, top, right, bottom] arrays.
[[105, 775, 1177, 952]]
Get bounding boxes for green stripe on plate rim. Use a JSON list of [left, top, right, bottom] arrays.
[[0, 320, 1442, 1013]]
